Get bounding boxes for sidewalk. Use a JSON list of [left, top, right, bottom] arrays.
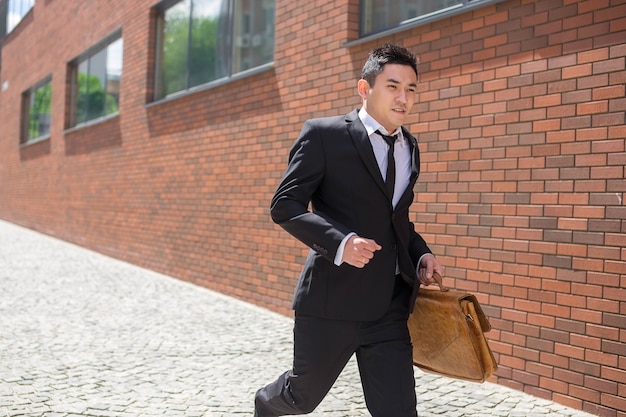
[[0, 219, 597, 417]]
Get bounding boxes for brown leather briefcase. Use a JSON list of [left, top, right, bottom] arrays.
[[407, 273, 497, 382]]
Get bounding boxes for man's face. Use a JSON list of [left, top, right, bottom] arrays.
[[358, 63, 418, 133]]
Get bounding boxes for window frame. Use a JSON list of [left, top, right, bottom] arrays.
[[350, 0, 505, 46], [152, 0, 275, 102], [68, 30, 123, 129], [20, 75, 52, 146]]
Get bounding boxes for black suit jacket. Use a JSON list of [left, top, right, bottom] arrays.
[[270, 109, 431, 321]]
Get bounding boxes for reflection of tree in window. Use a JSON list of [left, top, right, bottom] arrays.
[[156, 0, 275, 99], [190, 0, 225, 88], [75, 38, 123, 126], [161, 0, 226, 96], [27, 82, 51, 141], [162, 1, 190, 96]]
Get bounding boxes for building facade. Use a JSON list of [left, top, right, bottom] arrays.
[[0, 0, 624, 415]]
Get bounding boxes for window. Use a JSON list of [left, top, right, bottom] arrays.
[[21, 77, 52, 144], [154, 0, 275, 99], [6, 0, 34, 33], [360, 0, 492, 37], [70, 34, 123, 127]]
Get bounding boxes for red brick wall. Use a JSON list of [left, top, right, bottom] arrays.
[[0, 0, 624, 415], [405, 2, 626, 416]]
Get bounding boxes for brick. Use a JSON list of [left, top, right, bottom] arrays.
[[603, 340, 626, 356], [609, 69, 626, 85], [571, 334, 602, 352], [515, 320, 543, 339], [595, 31, 626, 49], [570, 358, 602, 377], [578, 73, 610, 89], [607, 179, 626, 192], [601, 394, 626, 416], [563, 63, 593, 79], [603, 313, 626, 329], [577, 100, 609, 115], [548, 54, 576, 69], [553, 317, 584, 334], [591, 165, 624, 179], [576, 153, 608, 167], [610, 43, 626, 59], [579, 47, 610, 63], [547, 104, 576, 119], [591, 112, 625, 126], [534, 93, 562, 107], [571, 385, 602, 403], [609, 97, 626, 112], [562, 115, 592, 129], [563, 89, 592, 104], [540, 352, 571, 369], [534, 68, 562, 84], [550, 28, 579, 47], [565, 10, 592, 30], [593, 57, 626, 74], [593, 84, 625, 100], [532, 119, 561, 132], [602, 367, 626, 384], [527, 335, 555, 354], [589, 219, 622, 233]]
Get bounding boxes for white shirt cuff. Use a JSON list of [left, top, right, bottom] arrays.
[[334, 232, 356, 266]]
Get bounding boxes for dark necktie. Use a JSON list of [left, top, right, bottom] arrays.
[[377, 130, 397, 199]]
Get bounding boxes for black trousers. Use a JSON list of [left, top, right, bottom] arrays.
[[255, 277, 417, 417]]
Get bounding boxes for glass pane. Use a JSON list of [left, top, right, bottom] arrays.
[[361, 0, 463, 36], [161, 0, 191, 96], [232, 0, 274, 74], [76, 60, 90, 125], [87, 47, 108, 121], [27, 82, 51, 141], [189, 0, 228, 88], [155, 0, 275, 99], [105, 38, 123, 116], [6, 0, 35, 33]]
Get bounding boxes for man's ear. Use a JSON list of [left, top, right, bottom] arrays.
[[357, 79, 370, 99]]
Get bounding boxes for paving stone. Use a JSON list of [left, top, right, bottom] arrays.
[[0, 220, 599, 417]]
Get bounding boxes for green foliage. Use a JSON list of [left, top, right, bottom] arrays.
[[189, 15, 221, 87], [76, 72, 119, 124], [161, 10, 220, 96], [28, 83, 51, 140], [162, 10, 189, 96]]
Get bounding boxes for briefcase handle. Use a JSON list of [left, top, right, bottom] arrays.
[[431, 272, 449, 292]]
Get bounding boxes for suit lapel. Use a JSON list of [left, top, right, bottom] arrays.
[[403, 127, 420, 182], [396, 128, 420, 209], [345, 110, 388, 196], [345, 111, 421, 208]]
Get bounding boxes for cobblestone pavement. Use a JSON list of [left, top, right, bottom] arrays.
[[0, 220, 598, 417]]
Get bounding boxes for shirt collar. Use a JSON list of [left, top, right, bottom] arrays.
[[358, 108, 402, 138]]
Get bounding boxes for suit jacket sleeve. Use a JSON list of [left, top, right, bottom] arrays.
[[270, 119, 350, 262]]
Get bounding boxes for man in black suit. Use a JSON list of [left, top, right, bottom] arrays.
[[255, 43, 444, 417]]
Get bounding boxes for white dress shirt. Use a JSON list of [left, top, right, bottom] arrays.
[[333, 109, 412, 265]]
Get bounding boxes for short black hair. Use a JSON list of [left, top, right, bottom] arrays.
[[361, 43, 418, 86]]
